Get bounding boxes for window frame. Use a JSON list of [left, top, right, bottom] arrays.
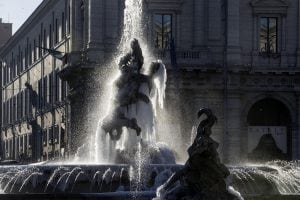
[[259, 17, 278, 54], [153, 13, 173, 49], [255, 13, 283, 58]]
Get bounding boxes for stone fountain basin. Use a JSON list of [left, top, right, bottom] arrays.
[[0, 164, 181, 194], [0, 163, 299, 196], [0, 193, 298, 200]]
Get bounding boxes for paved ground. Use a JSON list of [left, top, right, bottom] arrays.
[[0, 193, 298, 200]]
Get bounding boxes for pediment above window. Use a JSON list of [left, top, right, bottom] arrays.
[[145, 0, 183, 11], [250, 0, 288, 15]]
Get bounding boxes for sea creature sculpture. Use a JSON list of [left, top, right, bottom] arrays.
[[100, 39, 164, 141], [154, 108, 243, 200]]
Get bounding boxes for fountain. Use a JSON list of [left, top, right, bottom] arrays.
[[0, 0, 300, 200]]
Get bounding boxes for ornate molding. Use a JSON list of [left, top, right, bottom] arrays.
[[145, 0, 183, 11], [250, 0, 288, 16]]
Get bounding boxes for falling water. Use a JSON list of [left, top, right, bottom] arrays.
[[90, 171, 102, 192], [100, 168, 113, 192], [94, 0, 147, 164], [230, 160, 300, 195], [71, 171, 84, 192], [44, 167, 67, 192], [0, 162, 298, 194], [19, 172, 43, 192], [94, 0, 167, 167]]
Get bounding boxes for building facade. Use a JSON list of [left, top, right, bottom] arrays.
[[1, 0, 300, 163], [0, 18, 12, 48], [0, 18, 12, 160]]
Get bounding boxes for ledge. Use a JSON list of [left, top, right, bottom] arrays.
[[145, 0, 183, 11], [0, 193, 298, 200]]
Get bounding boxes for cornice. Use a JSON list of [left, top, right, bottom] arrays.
[[0, 0, 56, 56], [250, 0, 288, 16], [145, 0, 183, 11]]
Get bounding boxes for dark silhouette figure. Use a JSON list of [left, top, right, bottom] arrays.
[[154, 108, 243, 200]]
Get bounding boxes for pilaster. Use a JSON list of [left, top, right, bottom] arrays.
[[295, 94, 300, 159], [280, 16, 288, 67], [87, 0, 104, 62], [226, 0, 241, 66], [296, 0, 300, 67], [208, 0, 221, 41], [224, 92, 242, 163], [193, 0, 205, 47]]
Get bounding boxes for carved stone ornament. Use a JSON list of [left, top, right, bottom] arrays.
[[145, 0, 183, 11], [250, 0, 288, 15]]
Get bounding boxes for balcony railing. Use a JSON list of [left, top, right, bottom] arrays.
[[154, 49, 212, 68]]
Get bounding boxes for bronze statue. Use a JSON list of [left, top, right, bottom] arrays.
[[154, 108, 243, 200], [100, 39, 163, 141]]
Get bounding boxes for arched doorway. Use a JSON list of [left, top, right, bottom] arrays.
[[247, 98, 292, 161]]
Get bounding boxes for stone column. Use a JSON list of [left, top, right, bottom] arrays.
[[208, 0, 221, 41], [88, 0, 103, 48], [224, 92, 242, 163], [104, 0, 120, 47], [87, 0, 104, 62], [70, 0, 84, 52], [295, 94, 300, 159], [280, 16, 288, 67], [193, 0, 205, 47], [226, 0, 241, 65], [251, 15, 259, 66], [296, 0, 300, 67]]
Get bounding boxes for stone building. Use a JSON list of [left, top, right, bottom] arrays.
[[1, 0, 300, 163], [0, 18, 12, 48], [0, 18, 12, 160]]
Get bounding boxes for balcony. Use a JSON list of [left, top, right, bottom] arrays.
[[154, 49, 213, 69]]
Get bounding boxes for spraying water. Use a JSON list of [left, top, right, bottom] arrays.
[[230, 160, 300, 195], [93, 0, 168, 165]]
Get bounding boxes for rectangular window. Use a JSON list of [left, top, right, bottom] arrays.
[[38, 79, 43, 110], [49, 73, 53, 105], [2, 101, 4, 125], [154, 14, 172, 49], [16, 137, 19, 154], [13, 96, 17, 122], [61, 80, 66, 101], [43, 29, 47, 54], [29, 44, 32, 65], [38, 35, 42, 58], [25, 89, 29, 116], [55, 70, 60, 102], [25, 47, 28, 69], [49, 126, 53, 144], [20, 51, 23, 73], [28, 134, 32, 147], [43, 129, 47, 145], [33, 39, 37, 61], [68, 6, 71, 34], [49, 25, 53, 48], [17, 93, 21, 120], [21, 92, 24, 118], [20, 135, 23, 153], [62, 12, 65, 39], [43, 76, 48, 108], [24, 134, 27, 155], [9, 98, 12, 124], [55, 18, 59, 44], [54, 125, 59, 143], [260, 17, 278, 54]]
